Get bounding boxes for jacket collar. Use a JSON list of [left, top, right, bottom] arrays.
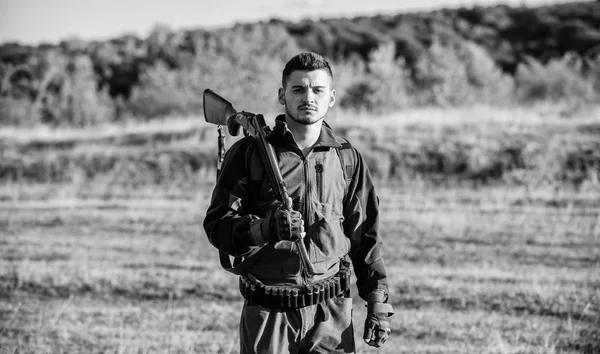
[[274, 115, 342, 149]]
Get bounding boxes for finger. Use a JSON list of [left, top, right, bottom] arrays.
[[374, 328, 388, 347], [363, 323, 374, 344], [366, 339, 380, 348]]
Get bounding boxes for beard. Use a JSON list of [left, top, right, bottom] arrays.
[[285, 105, 324, 125]]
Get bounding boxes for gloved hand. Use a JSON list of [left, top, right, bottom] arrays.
[[363, 289, 394, 347], [249, 200, 305, 245]]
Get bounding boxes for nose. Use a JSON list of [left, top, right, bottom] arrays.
[[302, 90, 315, 103]]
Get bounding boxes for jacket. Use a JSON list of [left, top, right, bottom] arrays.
[[203, 115, 388, 300]]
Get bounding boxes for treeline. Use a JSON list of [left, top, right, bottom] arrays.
[[1, 1, 599, 127]]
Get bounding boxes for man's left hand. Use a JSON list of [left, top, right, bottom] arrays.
[[363, 290, 394, 347]]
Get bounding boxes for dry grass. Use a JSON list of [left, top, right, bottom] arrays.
[[1, 181, 599, 354], [2, 104, 599, 191], [2, 102, 598, 145]]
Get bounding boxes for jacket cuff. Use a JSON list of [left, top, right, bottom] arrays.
[[367, 301, 395, 317], [368, 289, 388, 303], [367, 289, 394, 317], [249, 219, 268, 246]]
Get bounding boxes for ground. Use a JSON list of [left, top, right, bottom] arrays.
[[1, 181, 598, 354]]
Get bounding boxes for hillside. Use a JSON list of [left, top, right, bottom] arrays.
[[1, 1, 599, 126]]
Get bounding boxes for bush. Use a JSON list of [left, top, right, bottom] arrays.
[[127, 53, 283, 119], [461, 42, 515, 105], [339, 43, 412, 113], [412, 40, 471, 106], [0, 52, 116, 127], [62, 55, 116, 126], [0, 97, 38, 126], [126, 61, 202, 118], [412, 40, 515, 106], [584, 55, 600, 95], [515, 53, 596, 104]]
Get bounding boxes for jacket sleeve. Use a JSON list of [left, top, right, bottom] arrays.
[[342, 147, 389, 301], [203, 137, 261, 257]]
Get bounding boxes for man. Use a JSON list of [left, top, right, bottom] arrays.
[[203, 52, 393, 353]]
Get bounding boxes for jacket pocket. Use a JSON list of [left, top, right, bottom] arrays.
[[316, 163, 324, 202], [309, 201, 350, 274]]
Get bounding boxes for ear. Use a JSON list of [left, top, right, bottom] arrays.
[[278, 87, 285, 105], [329, 89, 336, 107]]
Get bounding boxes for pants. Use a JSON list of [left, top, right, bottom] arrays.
[[240, 296, 355, 354]]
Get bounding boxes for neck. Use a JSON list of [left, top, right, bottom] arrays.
[[284, 116, 322, 153]]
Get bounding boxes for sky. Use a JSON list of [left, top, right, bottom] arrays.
[[0, 0, 574, 45]]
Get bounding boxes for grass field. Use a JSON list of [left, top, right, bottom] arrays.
[[1, 181, 598, 354], [1, 105, 599, 353]]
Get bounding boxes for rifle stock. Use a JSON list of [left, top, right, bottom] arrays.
[[203, 89, 316, 276], [203, 89, 235, 125]]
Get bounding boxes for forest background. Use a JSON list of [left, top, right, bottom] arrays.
[[1, 1, 600, 187]]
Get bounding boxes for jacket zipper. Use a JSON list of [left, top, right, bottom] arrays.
[[302, 158, 312, 283], [316, 163, 324, 203]]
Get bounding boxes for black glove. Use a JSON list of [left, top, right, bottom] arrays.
[[363, 289, 394, 347], [249, 204, 305, 245]]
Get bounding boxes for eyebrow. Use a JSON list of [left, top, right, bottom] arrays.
[[291, 84, 326, 89]]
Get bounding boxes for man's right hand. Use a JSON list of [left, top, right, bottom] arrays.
[[267, 208, 305, 242], [249, 204, 305, 246]]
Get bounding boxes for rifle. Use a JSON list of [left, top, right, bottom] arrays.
[[203, 89, 316, 277]]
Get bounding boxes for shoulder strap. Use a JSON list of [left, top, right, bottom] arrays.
[[335, 137, 356, 197]]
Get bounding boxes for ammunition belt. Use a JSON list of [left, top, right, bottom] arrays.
[[239, 263, 351, 309]]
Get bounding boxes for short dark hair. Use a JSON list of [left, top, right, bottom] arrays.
[[282, 52, 333, 87]]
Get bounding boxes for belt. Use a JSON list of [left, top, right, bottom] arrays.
[[239, 261, 351, 309]]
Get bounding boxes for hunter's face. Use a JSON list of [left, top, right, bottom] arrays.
[[279, 69, 335, 125]]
